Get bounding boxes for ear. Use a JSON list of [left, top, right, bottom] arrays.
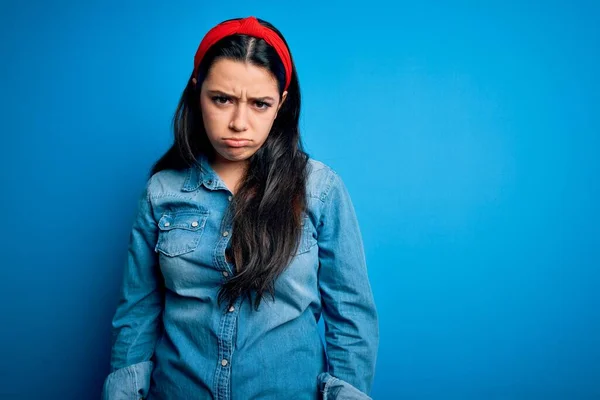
[[192, 77, 198, 86], [275, 91, 288, 117]]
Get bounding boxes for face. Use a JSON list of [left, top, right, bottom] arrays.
[[197, 58, 287, 166]]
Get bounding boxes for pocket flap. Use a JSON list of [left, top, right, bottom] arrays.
[[158, 211, 208, 231]]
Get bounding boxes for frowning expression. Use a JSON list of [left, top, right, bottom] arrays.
[[199, 58, 287, 164]]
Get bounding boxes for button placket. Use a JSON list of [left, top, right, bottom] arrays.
[[214, 294, 239, 400], [219, 222, 233, 279], [213, 216, 234, 399]]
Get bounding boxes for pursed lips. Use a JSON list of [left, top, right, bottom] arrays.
[[223, 138, 251, 147]]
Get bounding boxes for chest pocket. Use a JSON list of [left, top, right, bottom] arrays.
[[295, 215, 317, 255], [155, 210, 209, 257]]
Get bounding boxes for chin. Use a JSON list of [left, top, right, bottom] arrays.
[[217, 148, 255, 163]]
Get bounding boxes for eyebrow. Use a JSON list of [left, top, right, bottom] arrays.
[[206, 89, 276, 102]]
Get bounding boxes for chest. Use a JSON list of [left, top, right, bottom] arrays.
[[150, 192, 319, 298]]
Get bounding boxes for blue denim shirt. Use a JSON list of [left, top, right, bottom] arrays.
[[102, 154, 379, 399]]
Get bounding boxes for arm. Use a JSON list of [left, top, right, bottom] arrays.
[[102, 178, 164, 400], [317, 170, 379, 397]]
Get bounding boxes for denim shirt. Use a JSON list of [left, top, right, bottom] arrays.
[[102, 154, 379, 400]]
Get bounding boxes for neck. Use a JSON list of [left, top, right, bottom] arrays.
[[209, 155, 249, 194]]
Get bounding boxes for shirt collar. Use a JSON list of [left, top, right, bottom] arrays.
[[182, 152, 227, 192]]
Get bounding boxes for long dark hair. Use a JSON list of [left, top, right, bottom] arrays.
[[151, 17, 309, 310]]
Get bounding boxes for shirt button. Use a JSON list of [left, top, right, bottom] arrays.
[[223, 231, 229, 237], [222, 271, 229, 277], [164, 222, 170, 227], [228, 306, 235, 312], [191, 221, 199, 227], [228, 195, 232, 201], [221, 359, 228, 367]]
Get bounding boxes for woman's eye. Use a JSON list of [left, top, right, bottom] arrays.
[[212, 96, 230, 105], [255, 101, 271, 110]]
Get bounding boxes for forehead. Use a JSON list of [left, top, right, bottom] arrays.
[[203, 58, 279, 95]]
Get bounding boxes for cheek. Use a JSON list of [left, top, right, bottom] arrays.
[[200, 105, 227, 137], [255, 110, 277, 131]]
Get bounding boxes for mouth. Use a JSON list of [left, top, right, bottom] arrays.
[[223, 138, 251, 148]]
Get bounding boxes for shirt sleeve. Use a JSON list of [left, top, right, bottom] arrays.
[[316, 169, 379, 395], [102, 178, 164, 399]]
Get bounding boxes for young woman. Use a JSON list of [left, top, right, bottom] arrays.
[[102, 16, 378, 400]]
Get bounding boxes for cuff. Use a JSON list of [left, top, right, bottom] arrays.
[[101, 360, 154, 400], [318, 372, 372, 400]]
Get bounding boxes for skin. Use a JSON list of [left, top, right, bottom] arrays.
[[193, 58, 288, 194]]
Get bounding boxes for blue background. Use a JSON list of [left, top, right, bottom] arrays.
[[1, 1, 598, 398]]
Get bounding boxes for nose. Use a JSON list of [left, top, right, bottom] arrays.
[[229, 103, 248, 132]]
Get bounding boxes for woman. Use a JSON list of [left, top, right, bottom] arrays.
[[102, 16, 378, 400]]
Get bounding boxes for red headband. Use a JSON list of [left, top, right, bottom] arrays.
[[193, 16, 292, 91]]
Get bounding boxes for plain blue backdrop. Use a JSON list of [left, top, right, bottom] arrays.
[[1, 1, 598, 398]]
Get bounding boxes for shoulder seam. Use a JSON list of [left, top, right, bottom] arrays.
[[319, 167, 338, 204]]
